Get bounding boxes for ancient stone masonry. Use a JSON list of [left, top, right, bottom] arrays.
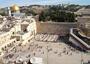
[[36, 22, 77, 36]]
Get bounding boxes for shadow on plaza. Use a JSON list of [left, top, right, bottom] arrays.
[[58, 34, 87, 52]]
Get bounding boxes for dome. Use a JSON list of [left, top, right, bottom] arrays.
[[11, 4, 20, 12]]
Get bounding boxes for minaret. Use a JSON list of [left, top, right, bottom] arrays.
[[7, 7, 11, 16]]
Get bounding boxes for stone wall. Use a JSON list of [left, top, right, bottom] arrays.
[[77, 17, 90, 37], [36, 22, 77, 36]]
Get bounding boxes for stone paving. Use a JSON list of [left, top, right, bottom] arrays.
[[1, 34, 90, 64]]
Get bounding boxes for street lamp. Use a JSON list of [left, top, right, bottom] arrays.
[[81, 51, 83, 64], [46, 42, 49, 64]]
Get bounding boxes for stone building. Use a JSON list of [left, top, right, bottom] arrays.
[[0, 16, 36, 56]]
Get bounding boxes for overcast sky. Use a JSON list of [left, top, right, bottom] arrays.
[[0, 0, 90, 7]]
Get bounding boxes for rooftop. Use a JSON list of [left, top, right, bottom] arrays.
[[75, 7, 90, 15]]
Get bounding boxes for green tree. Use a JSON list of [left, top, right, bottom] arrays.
[[0, 12, 6, 16], [39, 5, 76, 22]]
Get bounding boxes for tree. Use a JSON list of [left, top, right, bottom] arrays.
[[39, 6, 76, 22], [0, 12, 6, 16]]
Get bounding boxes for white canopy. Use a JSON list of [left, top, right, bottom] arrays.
[[30, 57, 43, 64]]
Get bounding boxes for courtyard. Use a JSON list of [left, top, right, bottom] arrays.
[[2, 34, 90, 64]]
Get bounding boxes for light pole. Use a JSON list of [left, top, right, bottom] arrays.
[[46, 42, 49, 64], [81, 51, 83, 64]]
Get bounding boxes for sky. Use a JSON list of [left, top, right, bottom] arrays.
[[0, 0, 90, 8]]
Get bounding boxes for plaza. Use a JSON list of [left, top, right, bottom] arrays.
[[2, 34, 90, 64]]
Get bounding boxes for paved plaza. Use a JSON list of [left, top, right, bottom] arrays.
[[2, 34, 90, 64]]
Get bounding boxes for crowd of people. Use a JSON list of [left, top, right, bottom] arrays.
[[1, 34, 86, 64]]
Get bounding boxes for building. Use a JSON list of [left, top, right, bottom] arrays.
[[0, 16, 36, 56]]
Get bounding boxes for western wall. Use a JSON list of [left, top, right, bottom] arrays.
[[36, 22, 77, 36]]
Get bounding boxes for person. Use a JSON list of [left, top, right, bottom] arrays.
[[23, 61, 27, 64], [33, 53, 35, 56], [0, 58, 4, 64], [27, 60, 32, 64]]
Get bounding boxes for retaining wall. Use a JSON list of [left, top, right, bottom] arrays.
[[36, 22, 77, 36]]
